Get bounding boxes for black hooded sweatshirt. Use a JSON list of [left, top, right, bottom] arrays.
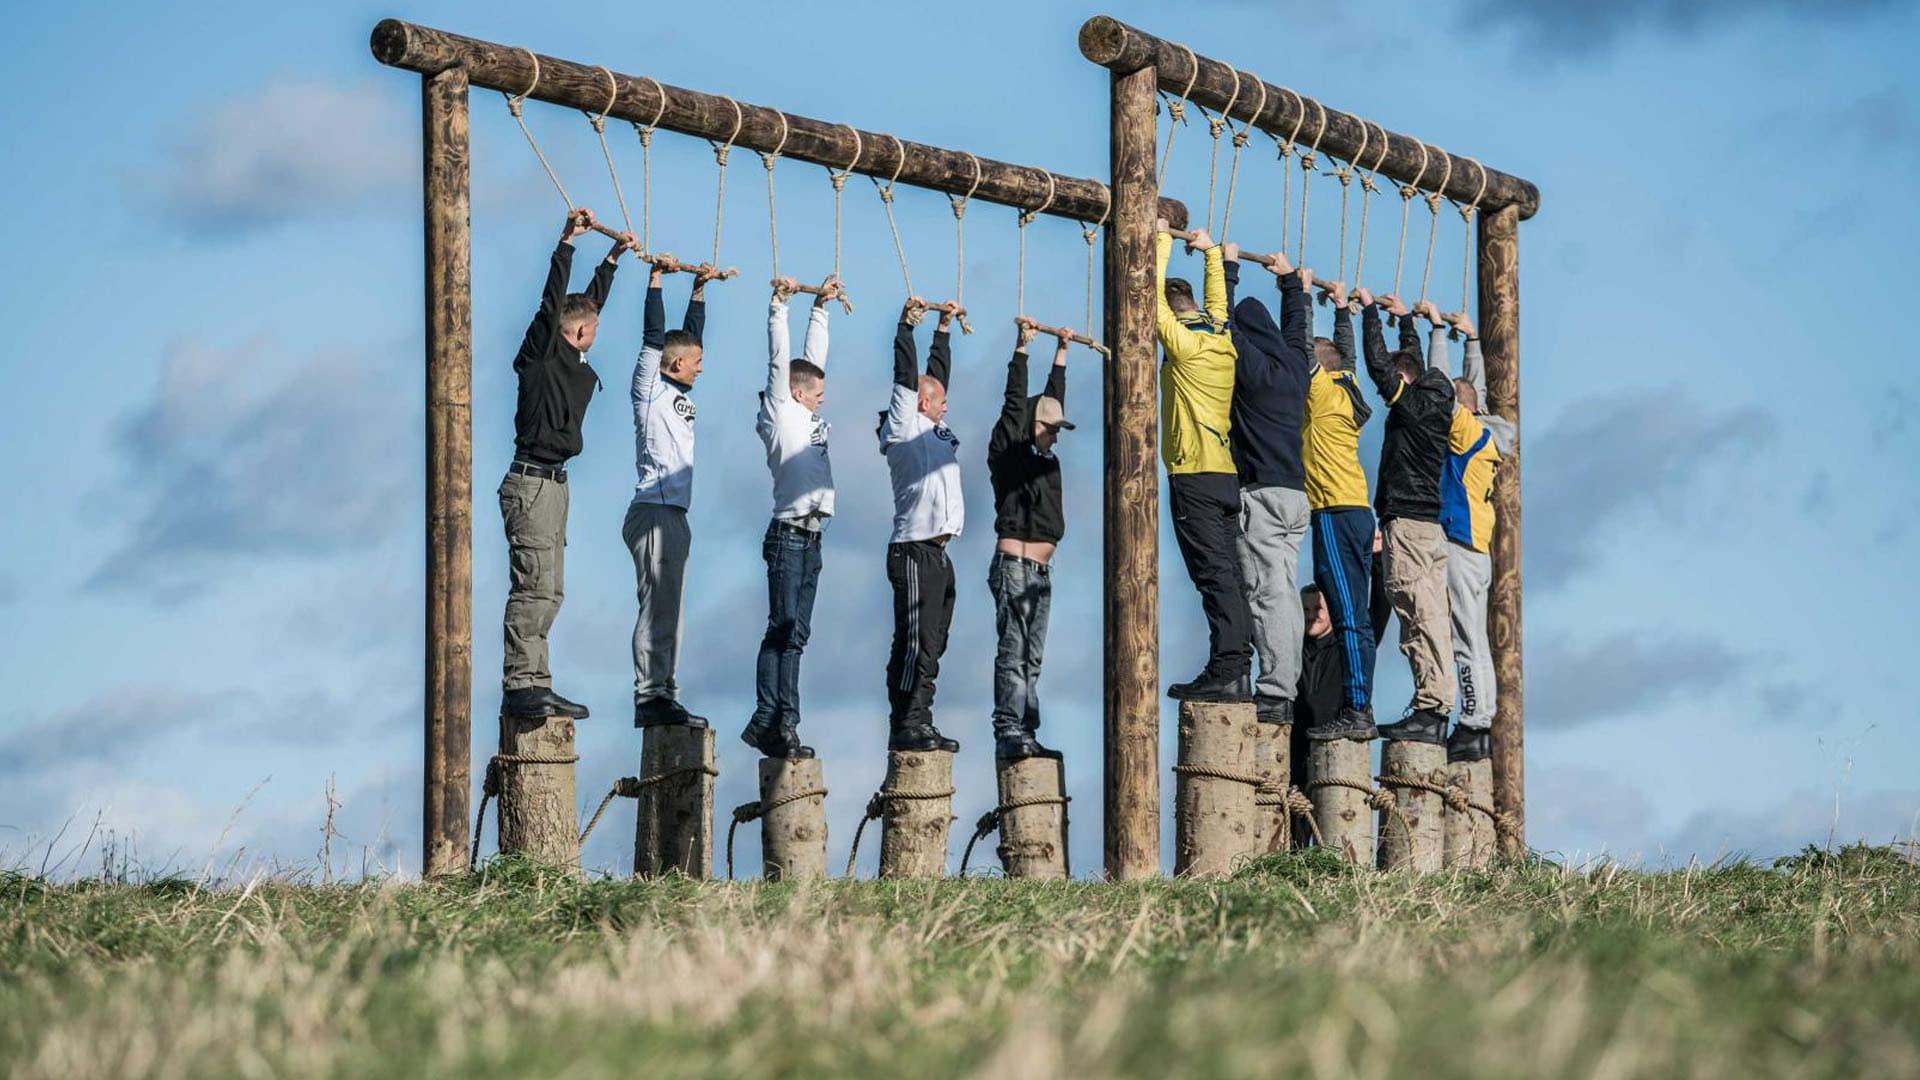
[[1363, 308, 1455, 524], [1223, 260, 1313, 490]]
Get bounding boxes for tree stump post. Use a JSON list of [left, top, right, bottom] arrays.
[[1251, 721, 1290, 852], [1444, 759, 1496, 869], [633, 725, 715, 879], [1308, 739, 1374, 867], [1378, 741, 1446, 872], [878, 750, 954, 879], [1173, 701, 1260, 877], [495, 715, 579, 871], [995, 756, 1070, 880], [758, 757, 828, 881]]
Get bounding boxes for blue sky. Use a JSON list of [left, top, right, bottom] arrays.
[[3, 0, 1916, 879]]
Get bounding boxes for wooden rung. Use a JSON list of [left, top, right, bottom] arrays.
[[647, 254, 740, 280], [1016, 316, 1105, 353], [908, 297, 973, 334], [775, 279, 856, 313]]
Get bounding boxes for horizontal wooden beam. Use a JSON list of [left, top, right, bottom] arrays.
[[1078, 16, 1541, 220], [371, 19, 1190, 229]]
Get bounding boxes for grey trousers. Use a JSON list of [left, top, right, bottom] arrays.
[[500, 471, 569, 691], [1382, 518, 1455, 712], [1447, 544, 1496, 729], [1237, 484, 1311, 702], [622, 500, 691, 704], [988, 551, 1053, 739]]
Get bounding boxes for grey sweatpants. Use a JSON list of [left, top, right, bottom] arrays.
[[1382, 518, 1455, 712], [623, 500, 691, 704], [1237, 484, 1311, 702], [1447, 543, 1496, 730], [500, 471, 569, 692]]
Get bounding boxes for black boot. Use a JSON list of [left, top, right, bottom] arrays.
[[995, 733, 1063, 762], [1446, 725, 1491, 763], [1254, 696, 1295, 726], [1378, 707, 1448, 745], [740, 714, 781, 755], [544, 689, 590, 719], [503, 687, 589, 720], [890, 723, 960, 753], [1305, 706, 1377, 742], [1167, 669, 1254, 703], [634, 698, 709, 729], [774, 712, 816, 760]]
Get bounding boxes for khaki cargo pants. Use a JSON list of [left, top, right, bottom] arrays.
[[499, 471, 568, 691], [1381, 518, 1454, 713]]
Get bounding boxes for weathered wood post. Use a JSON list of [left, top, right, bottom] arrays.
[[876, 750, 956, 879], [1251, 721, 1289, 851], [633, 725, 716, 878], [421, 65, 473, 879], [1173, 702, 1261, 877], [1378, 741, 1446, 871], [494, 716, 579, 869], [1308, 739, 1375, 866], [994, 757, 1070, 879], [1479, 204, 1524, 858], [757, 758, 828, 881], [1444, 759, 1497, 868]]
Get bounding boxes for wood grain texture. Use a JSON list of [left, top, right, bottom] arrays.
[[1444, 759, 1496, 869], [1251, 721, 1287, 852], [497, 715, 578, 872], [1174, 702, 1260, 878], [1378, 741, 1446, 872], [633, 726, 715, 879], [1478, 205, 1524, 858], [878, 750, 953, 880], [1309, 739, 1374, 867], [757, 757, 827, 882], [995, 757, 1069, 880]]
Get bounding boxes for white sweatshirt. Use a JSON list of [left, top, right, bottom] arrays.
[[758, 297, 835, 526], [631, 299, 697, 510], [878, 323, 964, 543]]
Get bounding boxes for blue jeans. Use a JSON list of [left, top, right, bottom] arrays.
[[1311, 507, 1377, 712], [988, 551, 1053, 740], [752, 520, 823, 729]]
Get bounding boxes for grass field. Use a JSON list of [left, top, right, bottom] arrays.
[[3, 847, 1917, 1078]]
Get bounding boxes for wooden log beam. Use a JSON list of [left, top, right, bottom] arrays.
[[1479, 204, 1525, 857], [422, 67, 473, 879], [371, 19, 1189, 229], [1104, 64, 1162, 881], [1078, 16, 1541, 220]]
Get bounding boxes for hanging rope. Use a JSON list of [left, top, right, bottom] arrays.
[[1296, 98, 1328, 267], [585, 67, 634, 239], [708, 96, 744, 269], [872, 134, 914, 297], [505, 49, 573, 213], [630, 77, 668, 256], [1392, 142, 1433, 302], [1016, 172, 1058, 317], [1417, 148, 1454, 308], [827, 126, 863, 282], [1453, 156, 1489, 325], [1331, 121, 1370, 288], [760, 111, 790, 281], [844, 786, 957, 878], [724, 785, 828, 880], [949, 152, 982, 309], [958, 794, 1071, 876], [1218, 76, 1265, 244], [1084, 185, 1111, 355], [1201, 69, 1241, 236], [1155, 44, 1201, 190], [1350, 122, 1391, 310], [1269, 88, 1306, 257]]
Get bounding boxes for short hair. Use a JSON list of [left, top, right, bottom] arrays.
[[1312, 337, 1341, 371], [790, 359, 825, 392], [1390, 349, 1421, 383], [558, 293, 600, 333], [917, 374, 945, 398], [662, 329, 701, 370], [1454, 378, 1480, 413], [1164, 277, 1196, 308]]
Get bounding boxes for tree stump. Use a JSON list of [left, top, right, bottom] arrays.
[[1378, 741, 1446, 872], [1251, 721, 1291, 852], [878, 750, 954, 879], [758, 757, 828, 881], [633, 725, 715, 879], [1173, 701, 1260, 877], [1308, 738, 1375, 867], [995, 756, 1069, 880], [1444, 758, 1496, 869], [494, 714, 580, 871]]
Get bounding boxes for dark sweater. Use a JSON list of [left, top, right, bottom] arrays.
[[512, 242, 617, 465], [1363, 307, 1455, 523], [1223, 261, 1313, 490], [988, 349, 1068, 543]]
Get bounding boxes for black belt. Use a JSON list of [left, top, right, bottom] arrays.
[[509, 460, 567, 483], [770, 519, 824, 539]]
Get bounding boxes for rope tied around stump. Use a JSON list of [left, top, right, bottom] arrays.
[[1172, 763, 1267, 787], [724, 785, 829, 880], [577, 764, 720, 847], [958, 793, 1072, 876], [469, 750, 583, 867], [1256, 785, 1323, 852], [844, 786, 957, 878]]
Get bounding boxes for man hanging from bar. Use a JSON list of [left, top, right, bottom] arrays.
[[1433, 307, 1511, 764], [1300, 281, 1379, 741], [624, 258, 721, 729], [877, 299, 966, 752], [985, 319, 1078, 762], [1219, 243, 1315, 727], [500, 208, 634, 722], [743, 275, 844, 759], [1154, 220, 1253, 703], [1356, 290, 1457, 745]]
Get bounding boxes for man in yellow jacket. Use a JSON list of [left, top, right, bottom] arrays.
[[1155, 220, 1252, 702]]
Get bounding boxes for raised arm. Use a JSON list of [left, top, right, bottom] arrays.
[[1362, 305, 1397, 401], [991, 342, 1032, 456], [927, 320, 953, 390], [515, 240, 576, 371], [1397, 305, 1424, 369], [1331, 303, 1356, 373], [636, 282, 666, 393], [893, 318, 920, 390], [1276, 268, 1311, 376], [681, 292, 706, 344], [801, 295, 830, 369], [1223, 251, 1241, 310], [1202, 245, 1229, 326], [1427, 325, 1451, 378], [766, 294, 792, 403], [1154, 231, 1203, 358]]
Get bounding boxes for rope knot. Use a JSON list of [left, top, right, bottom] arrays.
[[949, 195, 969, 221], [1299, 151, 1318, 172], [1368, 788, 1397, 812], [1277, 139, 1295, 160], [830, 172, 849, 192], [1166, 99, 1189, 123], [589, 114, 606, 134], [1207, 116, 1226, 138], [1285, 789, 1315, 817], [712, 144, 732, 167], [1231, 129, 1250, 148], [1359, 174, 1381, 194], [1399, 183, 1420, 201], [972, 810, 1001, 839], [1458, 203, 1479, 223], [612, 776, 645, 799], [1336, 168, 1354, 187], [760, 152, 779, 172], [506, 97, 525, 119], [732, 801, 765, 824], [1424, 191, 1445, 213], [878, 186, 895, 204], [636, 126, 654, 148]]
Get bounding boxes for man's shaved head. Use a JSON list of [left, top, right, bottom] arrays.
[[917, 374, 948, 423], [1454, 378, 1479, 414]]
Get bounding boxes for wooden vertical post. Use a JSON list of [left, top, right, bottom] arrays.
[[1104, 64, 1162, 880], [1478, 204, 1524, 856], [422, 66, 473, 879]]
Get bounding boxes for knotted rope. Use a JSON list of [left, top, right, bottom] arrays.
[[1392, 142, 1432, 303], [958, 793, 1072, 876], [1350, 122, 1391, 311], [708, 96, 744, 269], [631, 78, 668, 255], [1172, 764, 1268, 787], [1453, 157, 1489, 329], [586, 66, 634, 239], [761, 111, 790, 281], [724, 785, 828, 880], [1305, 776, 1409, 862], [1201, 68, 1241, 236], [844, 786, 956, 878], [1015, 172, 1057, 320], [1155, 43, 1201, 190], [1218, 75, 1265, 244], [872, 134, 915, 297], [827, 126, 863, 282], [504, 49, 573, 213], [469, 750, 582, 867], [1270, 88, 1307, 257], [1296, 98, 1328, 267], [1331, 121, 1371, 288], [578, 764, 720, 847], [1417, 148, 1454, 308], [1256, 786, 1322, 851], [949, 152, 982, 310]]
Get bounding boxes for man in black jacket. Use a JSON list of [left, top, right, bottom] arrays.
[[1221, 244, 1315, 728], [501, 208, 635, 721], [1355, 289, 1457, 744], [986, 320, 1075, 761]]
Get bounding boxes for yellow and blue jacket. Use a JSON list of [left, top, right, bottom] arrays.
[[1155, 234, 1237, 475], [1302, 305, 1372, 510], [1442, 408, 1501, 552]]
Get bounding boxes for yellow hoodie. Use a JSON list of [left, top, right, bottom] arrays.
[[1155, 233, 1237, 475]]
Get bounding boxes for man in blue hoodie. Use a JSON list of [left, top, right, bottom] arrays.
[[1220, 243, 1316, 727]]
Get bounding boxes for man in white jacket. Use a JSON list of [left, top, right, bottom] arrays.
[[623, 261, 717, 729], [878, 299, 965, 753], [743, 275, 843, 759]]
